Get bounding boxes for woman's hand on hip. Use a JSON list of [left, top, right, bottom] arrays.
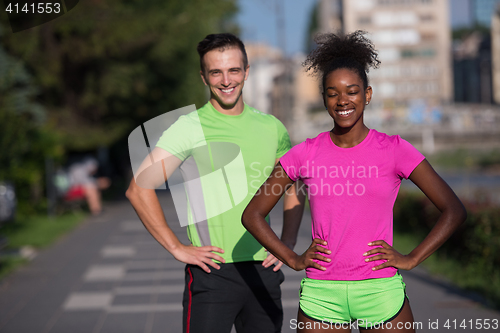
[[364, 240, 417, 271], [291, 238, 331, 271]]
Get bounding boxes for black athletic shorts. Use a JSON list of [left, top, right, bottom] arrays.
[[182, 261, 285, 333]]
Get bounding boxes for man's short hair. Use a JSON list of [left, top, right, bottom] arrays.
[[197, 33, 248, 73]]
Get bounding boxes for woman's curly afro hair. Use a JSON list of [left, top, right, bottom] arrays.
[[303, 30, 380, 91]]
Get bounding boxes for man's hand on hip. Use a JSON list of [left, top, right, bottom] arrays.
[[171, 244, 225, 273], [262, 252, 284, 272]]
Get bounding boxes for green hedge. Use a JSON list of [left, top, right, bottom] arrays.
[[394, 192, 500, 308]]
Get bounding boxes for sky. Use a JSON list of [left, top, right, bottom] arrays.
[[236, 0, 474, 56], [236, 0, 318, 56]]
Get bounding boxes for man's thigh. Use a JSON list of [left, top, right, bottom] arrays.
[[182, 264, 246, 333], [234, 262, 285, 333]]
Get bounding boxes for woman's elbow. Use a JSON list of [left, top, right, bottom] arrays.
[[457, 203, 467, 224], [447, 201, 467, 227], [241, 206, 261, 232], [241, 208, 251, 230]]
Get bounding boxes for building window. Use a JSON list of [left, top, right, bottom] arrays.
[[401, 67, 412, 76], [421, 32, 435, 41], [421, 65, 438, 76], [421, 48, 436, 57], [401, 49, 415, 58], [420, 14, 434, 21], [401, 48, 436, 58], [358, 16, 372, 25], [378, 0, 433, 5]]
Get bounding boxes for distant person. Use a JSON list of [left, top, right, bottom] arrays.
[[126, 33, 305, 332], [66, 157, 110, 215], [242, 31, 467, 332]]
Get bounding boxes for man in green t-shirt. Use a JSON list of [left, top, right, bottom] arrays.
[[126, 33, 304, 333]]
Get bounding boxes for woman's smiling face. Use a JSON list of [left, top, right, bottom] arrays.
[[323, 68, 372, 131]]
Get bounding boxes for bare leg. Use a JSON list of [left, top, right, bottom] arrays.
[[97, 177, 111, 190], [83, 184, 102, 215], [359, 298, 416, 333], [297, 309, 351, 333]]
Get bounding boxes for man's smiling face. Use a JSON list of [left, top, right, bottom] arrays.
[[200, 47, 249, 113]]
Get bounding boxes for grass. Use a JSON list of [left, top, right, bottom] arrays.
[[0, 212, 86, 279], [393, 231, 500, 309], [426, 148, 500, 171], [0, 257, 29, 280], [1, 213, 85, 249]]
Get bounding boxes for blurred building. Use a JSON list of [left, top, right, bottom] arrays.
[[493, 3, 500, 104], [453, 31, 493, 103], [284, 55, 323, 143], [270, 59, 295, 128], [318, 0, 343, 32], [332, 0, 453, 111], [244, 42, 315, 132], [312, 0, 453, 117], [243, 43, 284, 115], [288, 0, 500, 148]]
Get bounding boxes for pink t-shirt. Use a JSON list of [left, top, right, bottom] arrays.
[[280, 129, 425, 281]]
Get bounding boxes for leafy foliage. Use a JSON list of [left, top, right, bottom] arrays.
[[1, 0, 238, 150], [452, 24, 490, 41], [0, 1, 238, 213], [394, 192, 500, 308], [0, 25, 62, 214]]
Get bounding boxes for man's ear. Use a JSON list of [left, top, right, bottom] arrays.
[[200, 70, 208, 86], [244, 65, 250, 81]]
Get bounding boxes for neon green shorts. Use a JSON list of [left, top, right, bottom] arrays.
[[299, 272, 407, 329]]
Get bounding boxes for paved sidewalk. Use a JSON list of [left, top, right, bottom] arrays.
[[0, 193, 498, 333]]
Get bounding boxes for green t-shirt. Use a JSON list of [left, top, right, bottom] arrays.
[[156, 101, 291, 263]]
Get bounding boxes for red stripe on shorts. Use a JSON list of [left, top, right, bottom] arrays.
[[186, 267, 194, 333]]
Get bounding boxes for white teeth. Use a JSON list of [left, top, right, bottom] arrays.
[[221, 88, 234, 93], [338, 109, 354, 116]]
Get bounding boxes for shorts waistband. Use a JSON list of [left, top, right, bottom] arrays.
[[302, 271, 400, 285]]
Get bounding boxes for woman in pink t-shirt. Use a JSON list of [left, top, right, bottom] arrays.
[[242, 31, 466, 332]]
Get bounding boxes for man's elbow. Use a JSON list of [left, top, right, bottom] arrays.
[[125, 180, 138, 202]]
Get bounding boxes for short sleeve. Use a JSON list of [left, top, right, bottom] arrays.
[[156, 113, 202, 161], [279, 141, 307, 182], [273, 117, 291, 159], [393, 136, 426, 179]]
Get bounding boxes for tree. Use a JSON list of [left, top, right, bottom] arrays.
[[0, 24, 62, 214], [1, 0, 238, 151]]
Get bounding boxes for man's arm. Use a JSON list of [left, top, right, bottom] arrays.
[[126, 147, 225, 273]]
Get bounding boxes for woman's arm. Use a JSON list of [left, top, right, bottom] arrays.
[[262, 180, 307, 271], [364, 159, 467, 270], [242, 163, 331, 271]]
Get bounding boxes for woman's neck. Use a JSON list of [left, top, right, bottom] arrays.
[[330, 125, 370, 148]]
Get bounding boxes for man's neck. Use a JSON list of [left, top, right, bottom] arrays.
[[209, 98, 245, 116]]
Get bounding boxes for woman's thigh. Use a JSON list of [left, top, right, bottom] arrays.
[[359, 298, 415, 333], [296, 309, 351, 333]]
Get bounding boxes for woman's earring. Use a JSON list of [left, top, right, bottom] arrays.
[[366, 102, 369, 105]]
